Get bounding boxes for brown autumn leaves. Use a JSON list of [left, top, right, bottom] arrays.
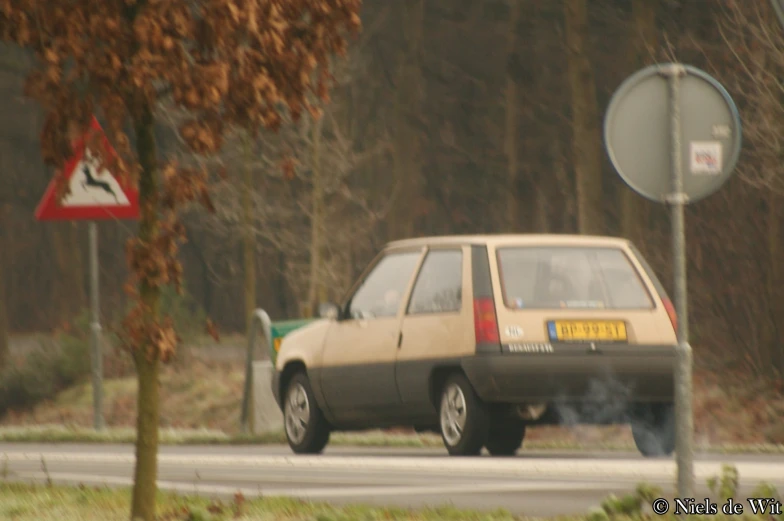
[[0, 0, 361, 362]]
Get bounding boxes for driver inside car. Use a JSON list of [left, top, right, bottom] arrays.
[[382, 288, 401, 315], [367, 288, 401, 318]]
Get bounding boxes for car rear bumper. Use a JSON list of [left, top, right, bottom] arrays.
[[462, 343, 676, 406]]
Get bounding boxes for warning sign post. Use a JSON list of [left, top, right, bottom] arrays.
[[35, 116, 140, 431], [604, 63, 742, 506]]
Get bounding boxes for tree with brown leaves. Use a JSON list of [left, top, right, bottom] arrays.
[[0, 1, 361, 519]]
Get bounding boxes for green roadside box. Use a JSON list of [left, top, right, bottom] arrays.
[[269, 318, 317, 365]]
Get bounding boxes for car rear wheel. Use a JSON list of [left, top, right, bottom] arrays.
[[485, 421, 526, 456], [630, 403, 675, 457], [283, 372, 330, 454], [438, 373, 488, 456]]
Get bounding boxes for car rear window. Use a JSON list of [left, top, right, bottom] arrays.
[[495, 246, 654, 310], [627, 242, 671, 301]]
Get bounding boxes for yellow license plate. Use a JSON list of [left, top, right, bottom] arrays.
[[549, 320, 627, 342]]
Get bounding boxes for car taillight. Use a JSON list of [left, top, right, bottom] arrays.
[[662, 297, 678, 334], [473, 297, 500, 343]]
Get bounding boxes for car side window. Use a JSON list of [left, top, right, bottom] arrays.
[[347, 251, 422, 319], [407, 249, 463, 315]]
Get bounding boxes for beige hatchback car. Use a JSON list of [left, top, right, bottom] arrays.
[[272, 234, 678, 457]]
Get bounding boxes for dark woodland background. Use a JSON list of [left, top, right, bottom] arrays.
[[1, 0, 783, 379]]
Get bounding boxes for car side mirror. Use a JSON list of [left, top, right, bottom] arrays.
[[318, 302, 340, 320]]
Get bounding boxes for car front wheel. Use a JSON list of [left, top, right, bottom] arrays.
[[283, 372, 330, 454], [438, 373, 488, 456]]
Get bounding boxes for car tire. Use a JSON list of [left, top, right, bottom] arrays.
[[630, 403, 675, 457], [485, 421, 526, 457], [438, 373, 488, 456], [283, 372, 330, 454]]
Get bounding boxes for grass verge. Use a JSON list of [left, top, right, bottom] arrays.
[[0, 481, 518, 521], [0, 465, 782, 520], [5, 343, 784, 448], [2, 424, 784, 454]]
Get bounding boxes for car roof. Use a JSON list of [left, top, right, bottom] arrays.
[[385, 233, 631, 251]]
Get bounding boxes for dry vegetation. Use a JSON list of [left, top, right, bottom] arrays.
[[0, 465, 781, 520], [2, 343, 783, 449], [0, 358, 244, 433], [0, 7, 783, 509], [3, 0, 783, 519], [0, 482, 520, 521]]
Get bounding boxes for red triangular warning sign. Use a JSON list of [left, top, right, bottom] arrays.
[[35, 116, 139, 221]]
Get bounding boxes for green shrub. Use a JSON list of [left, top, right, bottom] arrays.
[[159, 284, 206, 344], [707, 463, 740, 503], [594, 467, 772, 521], [0, 286, 207, 420], [57, 311, 93, 382], [586, 506, 610, 521], [185, 506, 216, 521], [116, 284, 206, 346], [0, 310, 92, 417], [600, 493, 642, 517]]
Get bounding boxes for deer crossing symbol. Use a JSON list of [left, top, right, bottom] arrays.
[[81, 162, 118, 202]]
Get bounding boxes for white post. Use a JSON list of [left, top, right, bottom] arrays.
[[88, 222, 104, 431], [663, 63, 694, 502]]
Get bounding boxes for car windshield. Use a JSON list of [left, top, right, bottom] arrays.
[[495, 246, 654, 310]]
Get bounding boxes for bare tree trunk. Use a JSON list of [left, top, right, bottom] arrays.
[[130, 105, 161, 521], [0, 217, 8, 370], [505, 0, 521, 230], [276, 251, 289, 317], [307, 117, 325, 317], [621, 0, 657, 246], [533, 192, 549, 233], [766, 191, 784, 377], [345, 240, 356, 299], [533, 136, 562, 233], [553, 134, 575, 233], [242, 132, 256, 329], [0, 292, 7, 370], [564, 0, 604, 235], [388, 0, 424, 240]]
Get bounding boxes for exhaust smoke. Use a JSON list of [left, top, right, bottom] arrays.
[[548, 368, 638, 445]]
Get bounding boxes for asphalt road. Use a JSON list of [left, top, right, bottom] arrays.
[[2, 443, 784, 517]]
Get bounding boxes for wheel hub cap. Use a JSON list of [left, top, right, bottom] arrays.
[[284, 383, 310, 444], [440, 384, 467, 446]]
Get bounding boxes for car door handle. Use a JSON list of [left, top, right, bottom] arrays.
[[397, 332, 403, 348]]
